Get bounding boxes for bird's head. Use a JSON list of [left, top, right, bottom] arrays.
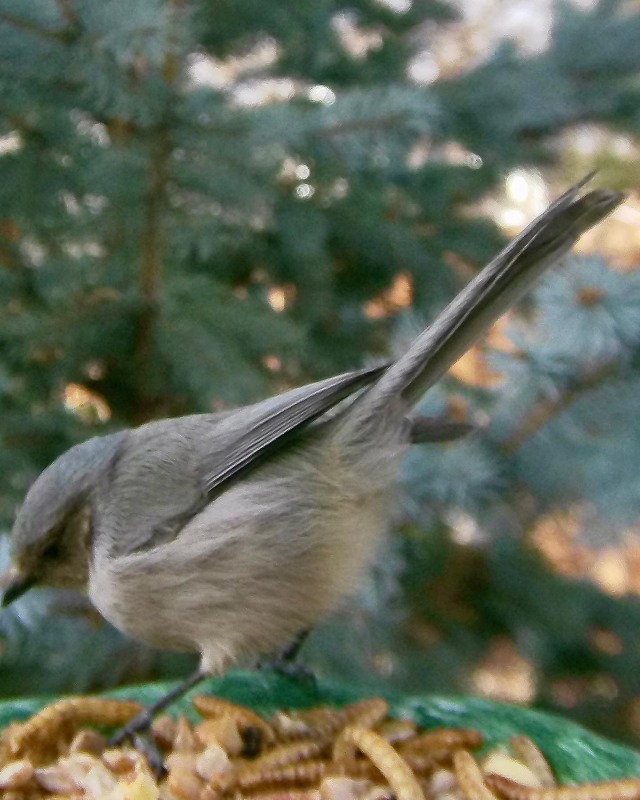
[[2, 433, 123, 606]]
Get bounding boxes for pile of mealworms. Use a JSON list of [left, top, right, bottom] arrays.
[[0, 693, 639, 800]]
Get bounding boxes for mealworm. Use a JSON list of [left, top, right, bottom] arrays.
[[293, 699, 389, 742], [377, 719, 418, 745], [333, 726, 359, 764], [7, 698, 141, 761], [192, 695, 275, 746], [332, 730, 432, 776], [486, 773, 640, 800], [509, 737, 556, 788], [270, 711, 317, 741], [240, 761, 327, 791], [347, 699, 390, 732], [337, 725, 424, 800], [329, 758, 385, 781], [254, 740, 327, 770], [400, 728, 484, 759], [204, 759, 327, 799], [453, 749, 500, 800], [401, 751, 436, 775]]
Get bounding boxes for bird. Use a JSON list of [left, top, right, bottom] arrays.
[[1, 176, 623, 739]]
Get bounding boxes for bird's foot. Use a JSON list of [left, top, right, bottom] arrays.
[[256, 630, 317, 686], [269, 659, 317, 685], [107, 710, 167, 777], [108, 707, 156, 748], [107, 667, 209, 776]]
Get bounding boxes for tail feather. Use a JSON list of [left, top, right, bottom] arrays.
[[355, 176, 623, 418]]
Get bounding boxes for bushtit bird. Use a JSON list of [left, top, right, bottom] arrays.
[[2, 177, 622, 736]]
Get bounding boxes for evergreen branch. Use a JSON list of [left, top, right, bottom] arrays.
[[0, 11, 67, 43], [313, 112, 409, 140], [498, 359, 620, 454], [134, 128, 172, 419], [186, 109, 410, 145], [0, 61, 80, 93], [55, 0, 79, 27]]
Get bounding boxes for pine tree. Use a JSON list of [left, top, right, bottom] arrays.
[[0, 0, 639, 743]]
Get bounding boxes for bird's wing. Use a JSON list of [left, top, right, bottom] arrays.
[[100, 365, 387, 556], [114, 375, 470, 557], [197, 363, 386, 499]]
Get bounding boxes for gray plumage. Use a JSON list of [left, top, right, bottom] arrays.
[[3, 178, 623, 675]]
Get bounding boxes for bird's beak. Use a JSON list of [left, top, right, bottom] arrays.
[[1, 567, 35, 607]]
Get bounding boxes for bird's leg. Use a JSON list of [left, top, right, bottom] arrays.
[[257, 629, 315, 683], [275, 628, 310, 663], [108, 666, 209, 748]]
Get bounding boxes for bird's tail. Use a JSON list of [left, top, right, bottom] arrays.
[[352, 175, 623, 421]]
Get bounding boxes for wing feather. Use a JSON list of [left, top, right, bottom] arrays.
[[199, 364, 386, 498]]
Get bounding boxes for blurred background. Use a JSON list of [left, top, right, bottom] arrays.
[[1, 0, 640, 746]]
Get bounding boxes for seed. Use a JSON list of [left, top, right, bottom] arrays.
[[453, 750, 500, 800]]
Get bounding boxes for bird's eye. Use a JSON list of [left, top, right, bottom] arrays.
[[43, 541, 63, 561]]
